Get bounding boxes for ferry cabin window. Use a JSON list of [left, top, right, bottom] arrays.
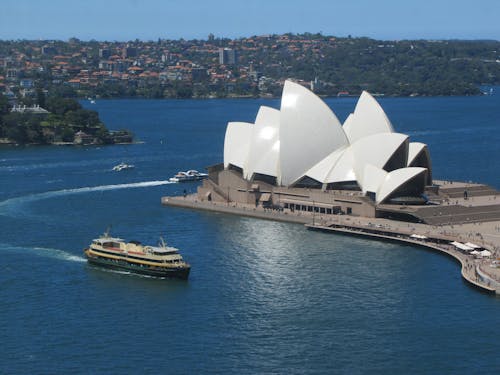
[[154, 251, 174, 256], [102, 242, 121, 248]]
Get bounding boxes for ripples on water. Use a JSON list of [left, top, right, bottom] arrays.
[[0, 97, 499, 374]]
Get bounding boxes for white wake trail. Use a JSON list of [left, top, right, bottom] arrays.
[[0, 180, 175, 215], [2, 244, 86, 263]]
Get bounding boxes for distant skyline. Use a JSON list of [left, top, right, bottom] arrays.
[[1, 0, 499, 41]]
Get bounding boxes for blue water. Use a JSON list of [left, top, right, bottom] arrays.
[[0, 94, 499, 374]]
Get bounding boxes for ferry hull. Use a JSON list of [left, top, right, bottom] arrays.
[[85, 251, 190, 280]]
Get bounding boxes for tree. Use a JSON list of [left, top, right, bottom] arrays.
[[36, 88, 46, 108], [45, 97, 82, 115], [0, 94, 10, 116]]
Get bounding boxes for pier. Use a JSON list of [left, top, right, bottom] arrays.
[[162, 193, 500, 295]]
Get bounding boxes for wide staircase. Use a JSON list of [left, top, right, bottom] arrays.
[[439, 184, 499, 199], [412, 204, 500, 225]]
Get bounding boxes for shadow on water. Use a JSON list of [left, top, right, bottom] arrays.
[[84, 263, 191, 295]]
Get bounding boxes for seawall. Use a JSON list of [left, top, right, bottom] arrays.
[[162, 195, 499, 295], [161, 196, 310, 224], [305, 223, 496, 294]]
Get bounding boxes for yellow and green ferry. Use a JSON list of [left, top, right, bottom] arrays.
[[84, 232, 190, 279]]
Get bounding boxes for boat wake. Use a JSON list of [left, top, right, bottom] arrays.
[[1, 243, 86, 263], [87, 265, 171, 280], [407, 125, 497, 138], [0, 180, 175, 216]]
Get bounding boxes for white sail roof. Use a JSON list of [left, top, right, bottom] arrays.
[[343, 91, 394, 144], [253, 140, 281, 179], [223, 122, 253, 169], [350, 133, 408, 187], [342, 113, 354, 138], [244, 106, 280, 179], [408, 142, 427, 166], [303, 146, 347, 183], [376, 167, 427, 204], [279, 80, 348, 186], [324, 147, 356, 183], [407, 142, 432, 182], [221, 80, 432, 204], [361, 164, 388, 194]]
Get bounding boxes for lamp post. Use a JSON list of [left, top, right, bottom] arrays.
[[313, 200, 315, 225]]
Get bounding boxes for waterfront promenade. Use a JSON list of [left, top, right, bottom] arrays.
[[162, 194, 500, 294]]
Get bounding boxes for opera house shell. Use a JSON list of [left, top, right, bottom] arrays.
[[223, 80, 432, 205]]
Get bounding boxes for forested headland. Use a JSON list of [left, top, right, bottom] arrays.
[[0, 93, 132, 145]]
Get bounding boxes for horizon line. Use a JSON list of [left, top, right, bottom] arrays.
[[1, 32, 500, 43]]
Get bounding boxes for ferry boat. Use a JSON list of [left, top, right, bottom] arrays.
[[169, 169, 208, 182], [84, 231, 190, 279]]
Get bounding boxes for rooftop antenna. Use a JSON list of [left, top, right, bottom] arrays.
[[103, 225, 112, 237], [159, 236, 167, 248]]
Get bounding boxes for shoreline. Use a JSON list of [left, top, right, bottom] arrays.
[[0, 141, 139, 147], [77, 91, 489, 101], [162, 195, 500, 295]]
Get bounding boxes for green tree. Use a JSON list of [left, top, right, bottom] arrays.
[[36, 88, 46, 108], [45, 97, 82, 115]]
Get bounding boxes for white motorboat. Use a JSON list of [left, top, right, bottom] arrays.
[[112, 163, 134, 171], [169, 169, 208, 182]]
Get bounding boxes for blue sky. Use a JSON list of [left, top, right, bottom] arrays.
[[1, 0, 499, 41]]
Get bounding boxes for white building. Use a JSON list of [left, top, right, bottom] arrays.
[[222, 80, 431, 205]]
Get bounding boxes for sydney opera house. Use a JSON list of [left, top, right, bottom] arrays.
[[164, 80, 500, 293], [197, 80, 438, 221]]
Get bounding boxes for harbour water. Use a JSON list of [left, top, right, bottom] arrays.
[[0, 94, 499, 374]]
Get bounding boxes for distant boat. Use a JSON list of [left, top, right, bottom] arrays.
[[169, 170, 208, 182], [112, 163, 134, 171]]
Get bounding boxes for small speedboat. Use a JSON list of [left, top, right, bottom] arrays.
[[169, 169, 208, 182], [112, 163, 134, 171]]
